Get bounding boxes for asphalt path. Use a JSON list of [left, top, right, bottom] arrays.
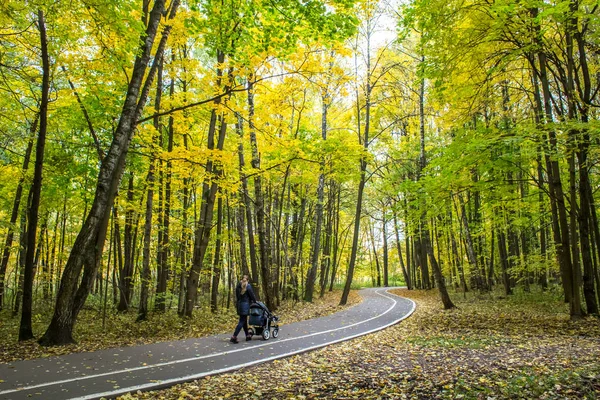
[[0, 287, 415, 400]]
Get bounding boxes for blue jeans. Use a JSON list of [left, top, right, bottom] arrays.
[[233, 315, 248, 337]]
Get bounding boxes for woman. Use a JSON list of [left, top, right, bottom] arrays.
[[230, 274, 256, 343]]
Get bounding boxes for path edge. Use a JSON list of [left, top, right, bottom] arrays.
[[78, 288, 417, 400]]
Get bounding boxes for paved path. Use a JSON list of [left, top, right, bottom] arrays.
[[0, 288, 415, 400]]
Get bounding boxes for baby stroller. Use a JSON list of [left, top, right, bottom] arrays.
[[247, 301, 279, 340]]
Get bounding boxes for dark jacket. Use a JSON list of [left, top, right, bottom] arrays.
[[235, 282, 256, 316]]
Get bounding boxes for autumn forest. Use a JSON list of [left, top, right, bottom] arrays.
[[1, 0, 599, 361]]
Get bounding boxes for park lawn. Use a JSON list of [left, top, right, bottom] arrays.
[[120, 288, 600, 400], [0, 290, 361, 363]]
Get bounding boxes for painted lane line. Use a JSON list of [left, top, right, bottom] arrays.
[[0, 288, 401, 396], [0, 288, 414, 398], [77, 289, 416, 400], [0, 290, 394, 396]]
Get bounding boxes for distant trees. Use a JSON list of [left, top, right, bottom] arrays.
[[393, 0, 600, 317]]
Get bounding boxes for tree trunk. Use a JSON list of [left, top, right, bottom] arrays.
[[488, 228, 495, 289], [184, 56, 229, 317], [369, 220, 382, 287], [137, 160, 156, 322], [573, 0, 598, 315], [382, 213, 389, 287], [537, 153, 548, 290], [450, 207, 467, 293], [161, 69, 174, 310], [39, 0, 179, 346], [247, 77, 274, 310], [210, 197, 223, 313], [497, 222, 513, 296], [177, 161, 191, 316], [456, 193, 479, 285], [155, 56, 170, 312], [329, 184, 341, 292], [424, 223, 454, 309], [234, 114, 250, 278], [56, 197, 67, 295], [319, 180, 334, 298], [111, 207, 122, 305], [47, 211, 59, 300], [289, 190, 305, 302], [305, 173, 324, 302], [535, 28, 578, 316], [393, 212, 411, 289], [306, 94, 330, 302], [341, 32, 372, 305], [340, 158, 366, 307], [0, 125, 35, 311], [117, 174, 135, 312], [20, 11, 49, 342], [13, 200, 29, 317]]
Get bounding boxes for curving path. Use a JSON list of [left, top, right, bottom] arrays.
[[0, 288, 415, 400]]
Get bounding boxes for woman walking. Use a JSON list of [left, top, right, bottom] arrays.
[[230, 275, 256, 343]]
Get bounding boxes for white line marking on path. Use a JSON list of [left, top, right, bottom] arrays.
[[0, 288, 416, 399]]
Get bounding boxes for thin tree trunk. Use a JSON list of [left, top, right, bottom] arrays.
[[488, 228, 495, 289], [382, 213, 389, 287], [456, 193, 478, 283], [47, 211, 59, 300], [0, 122, 36, 311], [177, 113, 191, 315], [393, 212, 411, 289], [534, 28, 577, 314], [450, 208, 467, 293], [163, 57, 176, 310], [497, 220, 513, 296], [319, 180, 334, 298], [247, 77, 273, 310], [371, 221, 382, 287], [305, 173, 325, 301], [210, 197, 223, 313], [572, 1, 598, 315], [102, 214, 114, 329], [13, 204, 28, 317], [426, 231, 454, 309], [137, 160, 156, 322], [55, 196, 67, 295], [226, 199, 235, 310], [117, 174, 135, 311], [112, 209, 122, 305], [234, 114, 250, 278], [155, 56, 169, 312], [184, 56, 229, 317], [329, 184, 341, 292], [568, 149, 582, 303], [341, 32, 371, 306], [289, 190, 304, 302], [20, 11, 49, 341]]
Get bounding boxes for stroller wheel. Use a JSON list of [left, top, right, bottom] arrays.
[[272, 328, 279, 338], [248, 328, 254, 337], [262, 328, 270, 340]]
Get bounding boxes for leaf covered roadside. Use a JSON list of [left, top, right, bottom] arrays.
[[0, 290, 361, 363], [121, 289, 600, 400]]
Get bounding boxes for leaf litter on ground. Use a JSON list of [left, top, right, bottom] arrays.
[[0, 290, 361, 363], [119, 288, 600, 400]]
